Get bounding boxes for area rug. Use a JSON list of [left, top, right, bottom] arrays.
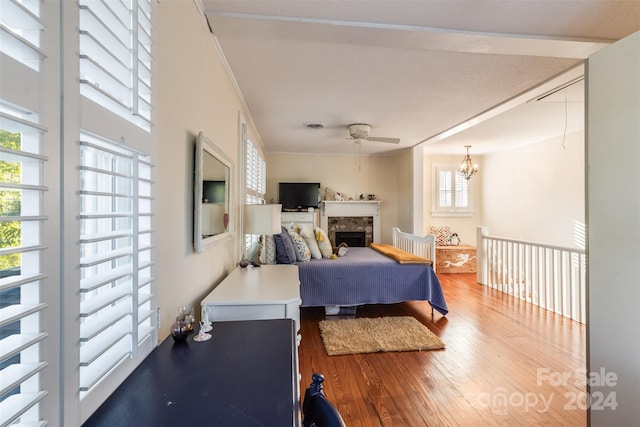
[[318, 316, 445, 356]]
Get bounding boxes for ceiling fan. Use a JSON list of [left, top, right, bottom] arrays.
[[347, 123, 400, 144]]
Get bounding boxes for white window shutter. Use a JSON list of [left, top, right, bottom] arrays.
[[0, 1, 49, 424], [77, 132, 155, 396]]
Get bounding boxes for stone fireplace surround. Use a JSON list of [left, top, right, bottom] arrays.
[[330, 218, 373, 247], [320, 201, 381, 246]]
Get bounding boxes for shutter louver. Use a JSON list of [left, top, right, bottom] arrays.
[[0, 0, 46, 71], [0, 116, 48, 425], [438, 170, 452, 208], [79, 0, 154, 131], [78, 132, 155, 395], [432, 163, 473, 216], [1, 3, 47, 420], [243, 136, 266, 252]]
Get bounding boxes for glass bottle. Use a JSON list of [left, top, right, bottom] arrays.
[[170, 315, 190, 342]]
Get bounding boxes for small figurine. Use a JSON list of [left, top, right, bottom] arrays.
[[450, 233, 461, 246], [194, 320, 212, 341]]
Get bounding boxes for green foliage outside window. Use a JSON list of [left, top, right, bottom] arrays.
[[0, 130, 22, 272]]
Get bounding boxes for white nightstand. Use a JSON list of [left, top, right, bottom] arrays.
[[201, 264, 301, 331]]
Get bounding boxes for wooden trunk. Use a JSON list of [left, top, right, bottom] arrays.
[[436, 245, 477, 273]]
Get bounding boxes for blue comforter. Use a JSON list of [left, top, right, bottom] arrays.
[[297, 247, 448, 315]]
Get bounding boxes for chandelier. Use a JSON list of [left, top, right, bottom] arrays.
[[457, 145, 478, 180]]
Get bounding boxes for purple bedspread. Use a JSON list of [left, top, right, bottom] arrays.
[[297, 247, 448, 315]]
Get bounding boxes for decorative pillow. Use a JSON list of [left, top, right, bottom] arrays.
[[430, 226, 451, 246], [287, 222, 301, 234], [274, 229, 297, 264], [287, 227, 311, 262], [299, 224, 322, 259], [262, 234, 277, 265], [314, 227, 333, 258]]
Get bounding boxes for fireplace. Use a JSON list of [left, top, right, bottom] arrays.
[[320, 201, 382, 246], [335, 231, 366, 247], [328, 215, 373, 247]]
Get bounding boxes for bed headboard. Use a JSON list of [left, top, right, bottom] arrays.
[[392, 227, 436, 272]]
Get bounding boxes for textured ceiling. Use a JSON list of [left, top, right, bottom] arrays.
[[201, 0, 640, 155]]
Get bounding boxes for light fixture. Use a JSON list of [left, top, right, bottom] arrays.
[[457, 145, 478, 181], [243, 204, 282, 265]]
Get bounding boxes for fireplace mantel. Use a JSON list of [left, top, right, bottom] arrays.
[[320, 201, 381, 243]]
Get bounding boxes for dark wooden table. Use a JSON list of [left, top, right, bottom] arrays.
[[83, 319, 299, 427]]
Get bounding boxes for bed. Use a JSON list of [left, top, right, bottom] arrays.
[[297, 227, 448, 316]]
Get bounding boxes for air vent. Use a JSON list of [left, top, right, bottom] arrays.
[[305, 123, 324, 130]]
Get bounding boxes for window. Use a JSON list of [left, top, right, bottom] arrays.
[[76, 0, 155, 418], [0, 1, 48, 424], [0, 115, 48, 427], [78, 132, 154, 398], [432, 163, 474, 217], [2, 0, 156, 423], [0, 0, 45, 71], [79, 0, 153, 130], [243, 128, 267, 254]]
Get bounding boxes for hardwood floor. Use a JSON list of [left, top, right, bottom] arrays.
[[298, 273, 586, 426]]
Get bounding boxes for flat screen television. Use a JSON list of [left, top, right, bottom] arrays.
[[203, 180, 225, 204], [278, 182, 320, 211]]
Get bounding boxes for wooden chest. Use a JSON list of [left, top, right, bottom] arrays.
[[436, 245, 477, 273]]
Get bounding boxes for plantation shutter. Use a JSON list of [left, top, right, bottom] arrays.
[[432, 163, 473, 216], [243, 130, 267, 253], [454, 174, 469, 208], [0, 1, 48, 424], [76, 0, 155, 419], [79, 0, 153, 130], [438, 170, 452, 208], [78, 132, 155, 395], [0, 117, 48, 427], [245, 137, 266, 204]]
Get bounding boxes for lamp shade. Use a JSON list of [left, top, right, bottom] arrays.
[[243, 204, 282, 235]]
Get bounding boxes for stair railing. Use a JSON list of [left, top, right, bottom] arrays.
[[477, 226, 586, 323]]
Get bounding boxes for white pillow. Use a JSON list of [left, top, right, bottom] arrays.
[[314, 227, 333, 258], [286, 227, 311, 262], [299, 224, 322, 259]]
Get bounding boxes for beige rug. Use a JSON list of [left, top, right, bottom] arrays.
[[318, 316, 445, 356]]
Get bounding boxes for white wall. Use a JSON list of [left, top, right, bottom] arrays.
[[396, 148, 415, 233], [265, 153, 400, 243], [422, 153, 484, 246], [587, 31, 640, 426], [155, 2, 253, 339], [481, 131, 585, 248]]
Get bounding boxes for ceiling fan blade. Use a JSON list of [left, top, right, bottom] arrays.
[[367, 136, 400, 144]]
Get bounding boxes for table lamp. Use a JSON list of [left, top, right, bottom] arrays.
[[243, 203, 282, 265]]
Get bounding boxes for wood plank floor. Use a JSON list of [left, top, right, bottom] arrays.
[[298, 273, 586, 426]]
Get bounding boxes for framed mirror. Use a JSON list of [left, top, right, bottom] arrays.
[[194, 131, 234, 253]]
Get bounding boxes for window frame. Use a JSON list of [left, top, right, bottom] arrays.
[[242, 125, 267, 257], [431, 162, 475, 217]]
